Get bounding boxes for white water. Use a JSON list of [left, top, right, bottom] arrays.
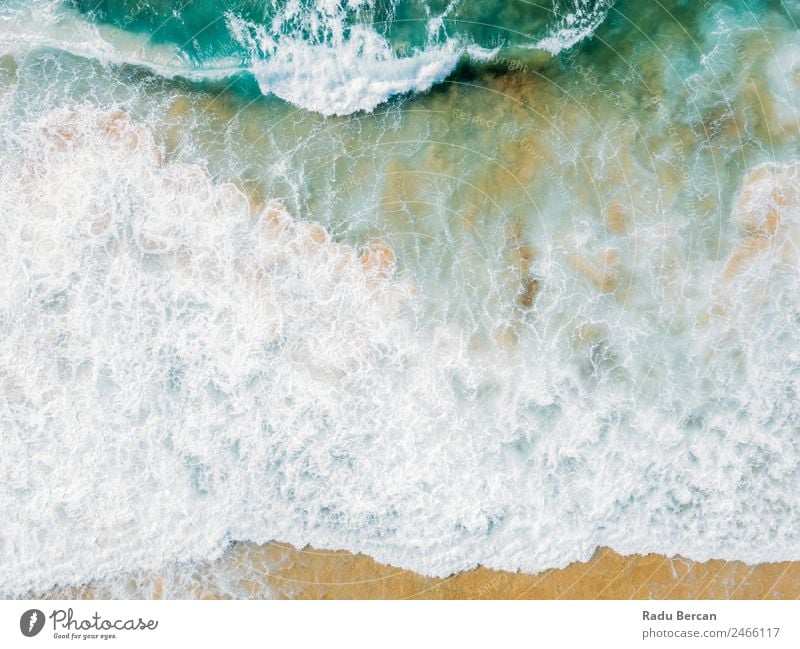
[[1, 104, 799, 597], [0, 0, 611, 116], [533, 0, 615, 55], [234, 17, 464, 116]]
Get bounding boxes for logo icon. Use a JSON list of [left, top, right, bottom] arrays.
[[20, 609, 45, 637]]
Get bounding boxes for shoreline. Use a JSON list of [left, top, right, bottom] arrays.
[[42, 543, 800, 600], [240, 543, 800, 599]]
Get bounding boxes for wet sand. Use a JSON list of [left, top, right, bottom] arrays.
[[47, 542, 800, 600], [232, 543, 800, 599]]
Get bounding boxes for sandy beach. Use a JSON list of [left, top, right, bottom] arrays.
[[48, 543, 800, 600], [220, 544, 800, 599]]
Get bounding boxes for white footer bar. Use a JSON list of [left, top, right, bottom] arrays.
[[1, 600, 797, 649]]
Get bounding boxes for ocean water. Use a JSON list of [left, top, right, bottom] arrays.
[[1, 0, 800, 598]]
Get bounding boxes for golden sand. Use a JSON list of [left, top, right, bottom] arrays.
[[226, 543, 800, 600], [48, 542, 800, 600]]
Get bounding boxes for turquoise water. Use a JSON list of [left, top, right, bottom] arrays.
[[65, 0, 598, 60], [1, 0, 800, 598]]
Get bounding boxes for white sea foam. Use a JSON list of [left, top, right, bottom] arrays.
[[245, 26, 462, 116], [226, 3, 467, 116], [532, 0, 613, 54], [1, 107, 800, 598], [0, 0, 610, 118], [0, 1, 462, 116], [0, 107, 418, 595], [0, 1, 240, 81]]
